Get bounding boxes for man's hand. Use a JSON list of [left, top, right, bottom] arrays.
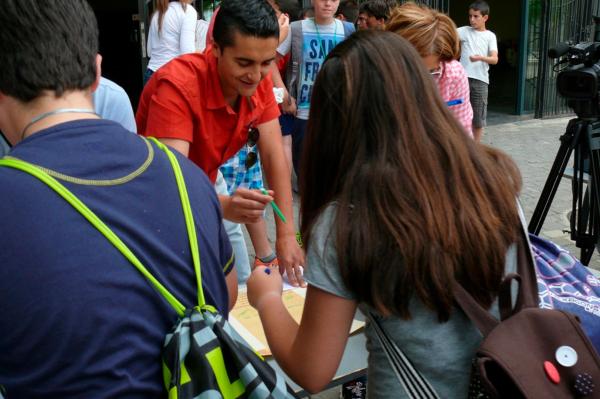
[[276, 234, 306, 287], [220, 189, 272, 224], [282, 95, 297, 116], [469, 54, 482, 62]]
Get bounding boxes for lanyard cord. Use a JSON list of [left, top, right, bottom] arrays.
[[313, 18, 338, 58], [21, 108, 98, 141]]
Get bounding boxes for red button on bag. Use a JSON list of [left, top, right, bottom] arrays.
[[544, 361, 560, 384]]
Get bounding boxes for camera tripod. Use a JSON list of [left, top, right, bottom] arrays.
[[528, 117, 600, 265]]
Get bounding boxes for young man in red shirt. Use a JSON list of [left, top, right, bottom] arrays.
[[137, 0, 304, 286]]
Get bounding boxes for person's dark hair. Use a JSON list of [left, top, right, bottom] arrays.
[[0, 0, 98, 102], [359, 0, 391, 21], [336, 0, 359, 24], [300, 7, 315, 20], [278, 0, 302, 22], [469, 0, 490, 16], [300, 30, 522, 322], [213, 0, 279, 49]]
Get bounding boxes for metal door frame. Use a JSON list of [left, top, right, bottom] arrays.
[[138, 0, 149, 82]]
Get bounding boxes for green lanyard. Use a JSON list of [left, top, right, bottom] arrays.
[[0, 138, 211, 317], [313, 18, 338, 58]]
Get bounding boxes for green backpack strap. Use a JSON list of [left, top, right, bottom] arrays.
[[0, 137, 210, 316]]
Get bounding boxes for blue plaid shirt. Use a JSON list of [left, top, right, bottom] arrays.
[[219, 145, 263, 195]]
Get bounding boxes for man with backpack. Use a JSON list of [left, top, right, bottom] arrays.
[[0, 0, 236, 396], [278, 0, 355, 180]]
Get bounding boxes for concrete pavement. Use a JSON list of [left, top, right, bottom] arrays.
[[483, 116, 600, 270]]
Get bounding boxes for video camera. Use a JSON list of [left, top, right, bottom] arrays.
[[549, 16, 600, 118]]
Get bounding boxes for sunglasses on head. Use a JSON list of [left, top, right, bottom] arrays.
[[245, 125, 260, 169]]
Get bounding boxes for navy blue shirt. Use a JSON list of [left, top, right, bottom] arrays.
[[0, 120, 233, 398]]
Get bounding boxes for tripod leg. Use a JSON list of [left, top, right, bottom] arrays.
[[529, 120, 581, 235], [579, 187, 595, 265], [583, 122, 600, 265]]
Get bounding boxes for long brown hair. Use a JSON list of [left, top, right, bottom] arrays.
[[300, 30, 522, 322], [386, 2, 460, 61], [154, 0, 189, 34]]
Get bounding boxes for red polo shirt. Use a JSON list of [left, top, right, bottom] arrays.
[[136, 51, 280, 182]]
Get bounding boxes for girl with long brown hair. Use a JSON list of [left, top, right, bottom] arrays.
[[247, 30, 522, 397], [145, 0, 197, 83]]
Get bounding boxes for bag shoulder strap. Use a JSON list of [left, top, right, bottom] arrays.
[[452, 202, 539, 336], [367, 312, 440, 399], [286, 20, 303, 99], [0, 137, 207, 316], [513, 205, 540, 309]]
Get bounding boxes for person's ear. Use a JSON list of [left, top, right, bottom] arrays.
[[90, 54, 103, 93], [211, 40, 222, 58], [0, 92, 18, 146], [482, 14, 489, 23]]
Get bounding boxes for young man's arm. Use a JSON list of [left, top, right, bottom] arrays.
[[469, 51, 498, 65], [278, 13, 289, 45], [140, 76, 272, 225], [469, 33, 499, 65], [153, 137, 269, 224], [271, 63, 297, 115], [257, 118, 305, 286], [273, 25, 297, 116]]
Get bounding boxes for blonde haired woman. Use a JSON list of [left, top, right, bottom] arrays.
[[387, 3, 474, 136], [145, 0, 197, 83]]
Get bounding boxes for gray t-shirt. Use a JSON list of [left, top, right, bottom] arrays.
[[304, 204, 517, 398]]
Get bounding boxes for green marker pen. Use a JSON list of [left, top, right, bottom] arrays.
[[260, 188, 287, 223]]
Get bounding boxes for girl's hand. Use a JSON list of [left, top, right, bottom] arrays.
[[247, 266, 283, 311]]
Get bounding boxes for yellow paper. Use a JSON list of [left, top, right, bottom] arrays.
[[229, 288, 364, 357]]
